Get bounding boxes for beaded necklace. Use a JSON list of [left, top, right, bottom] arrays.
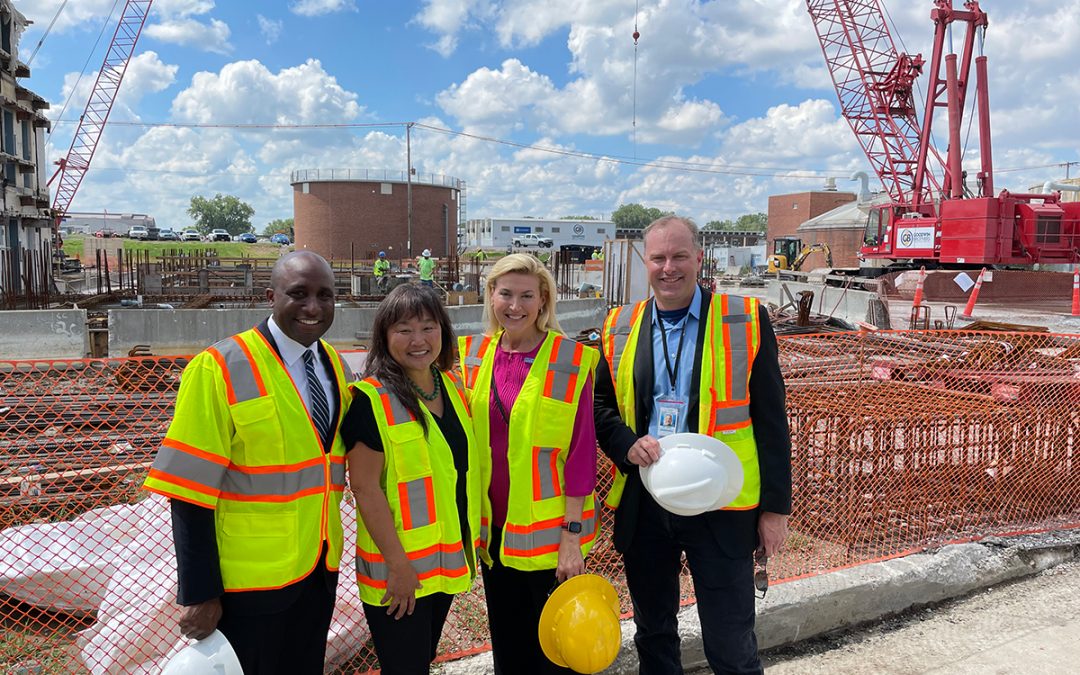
[[409, 365, 441, 402]]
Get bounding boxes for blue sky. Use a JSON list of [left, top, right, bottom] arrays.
[[17, 0, 1080, 232]]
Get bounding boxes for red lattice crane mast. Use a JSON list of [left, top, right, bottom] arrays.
[[807, 0, 1080, 270], [49, 0, 153, 235]]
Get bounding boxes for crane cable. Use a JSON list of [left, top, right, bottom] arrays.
[[632, 0, 640, 159], [26, 0, 69, 66]]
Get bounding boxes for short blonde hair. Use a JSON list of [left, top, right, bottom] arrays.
[[483, 253, 563, 336]]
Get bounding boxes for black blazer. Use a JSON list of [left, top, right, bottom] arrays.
[[172, 319, 343, 612], [593, 291, 792, 557]]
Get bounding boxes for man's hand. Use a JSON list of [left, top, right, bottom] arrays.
[[178, 598, 222, 640], [627, 435, 662, 467], [757, 511, 789, 558]]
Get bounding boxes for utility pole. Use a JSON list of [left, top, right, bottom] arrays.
[[1062, 161, 1079, 180], [406, 122, 414, 257]]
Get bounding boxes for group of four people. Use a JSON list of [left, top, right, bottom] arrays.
[[144, 215, 792, 675]]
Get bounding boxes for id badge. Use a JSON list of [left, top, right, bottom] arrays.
[[656, 397, 687, 438]]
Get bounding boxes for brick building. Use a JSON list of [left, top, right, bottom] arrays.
[[766, 189, 858, 269], [291, 168, 464, 262], [0, 0, 53, 299]]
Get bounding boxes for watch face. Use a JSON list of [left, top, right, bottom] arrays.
[[564, 521, 582, 534]]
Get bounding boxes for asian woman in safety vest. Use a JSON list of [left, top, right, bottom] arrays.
[[458, 254, 600, 675], [341, 284, 483, 674]]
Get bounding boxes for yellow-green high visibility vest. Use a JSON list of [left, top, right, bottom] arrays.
[[600, 294, 763, 511], [352, 372, 482, 605], [374, 259, 390, 277], [459, 331, 600, 571], [144, 327, 349, 592]]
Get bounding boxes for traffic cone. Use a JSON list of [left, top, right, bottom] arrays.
[[1072, 266, 1079, 317], [959, 267, 986, 320], [912, 266, 926, 310]]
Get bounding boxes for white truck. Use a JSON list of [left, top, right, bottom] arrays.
[[512, 232, 554, 248]]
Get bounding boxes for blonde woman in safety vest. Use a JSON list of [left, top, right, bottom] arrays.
[[342, 284, 482, 674], [594, 216, 792, 675], [144, 252, 350, 674], [458, 253, 599, 675]]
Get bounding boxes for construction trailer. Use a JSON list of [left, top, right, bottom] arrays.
[[462, 217, 614, 251]]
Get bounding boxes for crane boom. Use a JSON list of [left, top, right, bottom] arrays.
[[807, 0, 943, 208], [49, 0, 153, 228]]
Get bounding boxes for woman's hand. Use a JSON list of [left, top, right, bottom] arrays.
[[556, 534, 586, 582], [382, 560, 422, 620]]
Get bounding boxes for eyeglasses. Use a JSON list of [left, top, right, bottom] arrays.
[[753, 550, 769, 600]]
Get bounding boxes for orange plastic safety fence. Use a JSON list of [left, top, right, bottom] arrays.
[[0, 330, 1077, 672]]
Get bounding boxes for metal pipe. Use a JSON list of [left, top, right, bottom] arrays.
[[975, 55, 994, 197], [945, 53, 964, 199], [1043, 182, 1080, 194]]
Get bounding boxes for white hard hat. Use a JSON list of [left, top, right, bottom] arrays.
[[422, 248, 432, 257], [161, 630, 244, 675], [640, 433, 744, 516]]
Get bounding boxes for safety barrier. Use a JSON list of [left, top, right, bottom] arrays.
[[0, 330, 1078, 672]]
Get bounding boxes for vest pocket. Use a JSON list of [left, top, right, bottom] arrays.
[[533, 397, 575, 447], [230, 396, 285, 464], [218, 510, 299, 583], [532, 446, 564, 502]]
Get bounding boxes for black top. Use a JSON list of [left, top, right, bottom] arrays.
[[342, 380, 471, 546]]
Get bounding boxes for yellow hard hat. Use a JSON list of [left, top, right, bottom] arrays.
[[538, 574, 621, 674]]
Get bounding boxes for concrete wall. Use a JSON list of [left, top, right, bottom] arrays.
[[0, 310, 89, 359], [109, 298, 609, 356], [766, 279, 878, 326]]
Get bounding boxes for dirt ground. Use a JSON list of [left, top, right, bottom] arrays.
[[757, 560, 1080, 674]]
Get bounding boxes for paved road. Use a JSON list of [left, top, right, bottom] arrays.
[[761, 560, 1080, 674]]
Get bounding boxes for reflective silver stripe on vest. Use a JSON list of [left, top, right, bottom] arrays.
[[607, 304, 638, 378], [222, 462, 330, 497], [213, 337, 263, 403], [369, 381, 414, 425], [545, 337, 583, 403], [479, 522, 489, 549], [503, 512, 597, 555], [401, 477, 434, 529], [534, 447, 561, 500], [713, 403, 751, 429], [356, 542, 468, 585], [463, 336, 489, 389], [723, 302, 752, 401], [151, 443, 227, 488]]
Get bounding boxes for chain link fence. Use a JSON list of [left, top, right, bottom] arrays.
[[0, 330, 1077, 672]]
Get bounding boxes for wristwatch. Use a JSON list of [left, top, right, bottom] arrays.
[[561, 520, 583, 534]]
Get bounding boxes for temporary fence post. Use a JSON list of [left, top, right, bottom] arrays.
[[959, 267, 986, 320], [912, 265, 926, 310], [1072, 265, 1079, 317]]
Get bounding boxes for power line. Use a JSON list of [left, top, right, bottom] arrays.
[[54, 118, 1071, 180]]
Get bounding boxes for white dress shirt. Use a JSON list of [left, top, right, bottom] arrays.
[[268, 316, 336, 421]]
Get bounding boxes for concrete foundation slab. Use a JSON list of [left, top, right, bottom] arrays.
[[0, 310, 89, 359]]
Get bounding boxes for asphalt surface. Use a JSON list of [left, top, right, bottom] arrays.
[[759, 560, 1080, 674]]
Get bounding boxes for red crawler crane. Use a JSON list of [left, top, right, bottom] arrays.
[[807, 0, 1080, 272], [49, 0, 154, 235]]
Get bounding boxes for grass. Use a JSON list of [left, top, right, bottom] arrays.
[[63, 235, 287, 260]]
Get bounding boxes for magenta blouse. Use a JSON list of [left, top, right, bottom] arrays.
[[487, 340, 597, 528]]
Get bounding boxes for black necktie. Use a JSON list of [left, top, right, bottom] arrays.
[[303, 350, 331, 448]]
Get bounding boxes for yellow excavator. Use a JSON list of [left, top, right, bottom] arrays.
[[767, 237, 833, 273]]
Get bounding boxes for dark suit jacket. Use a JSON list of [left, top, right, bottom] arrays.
[[593, 291, 792, 557], [172, 319, 343, 614]]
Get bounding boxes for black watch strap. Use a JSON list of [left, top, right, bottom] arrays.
[[562, 520, 583, 534]]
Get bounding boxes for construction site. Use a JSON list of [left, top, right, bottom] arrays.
[[0, 0, 1078, 673]]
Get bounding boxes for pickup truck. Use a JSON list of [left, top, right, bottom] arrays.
[[127, 226, 149, 240], [512, 233, 553, 248], [208, 229, 231, 242]]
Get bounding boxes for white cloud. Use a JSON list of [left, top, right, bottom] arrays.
[[144, 18, 232, 54], [436, 59, 555, 134], [151, 0, 216, 19], [171, 59, 364, 126], [256, 15, 283, 45], [289, 0, 358, 18]]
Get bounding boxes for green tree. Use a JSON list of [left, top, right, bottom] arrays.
[[263, 218, 294, 237], [611, 203, 671, 231], [188, 194, 256, 236], [704, 213, 767, 232]]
